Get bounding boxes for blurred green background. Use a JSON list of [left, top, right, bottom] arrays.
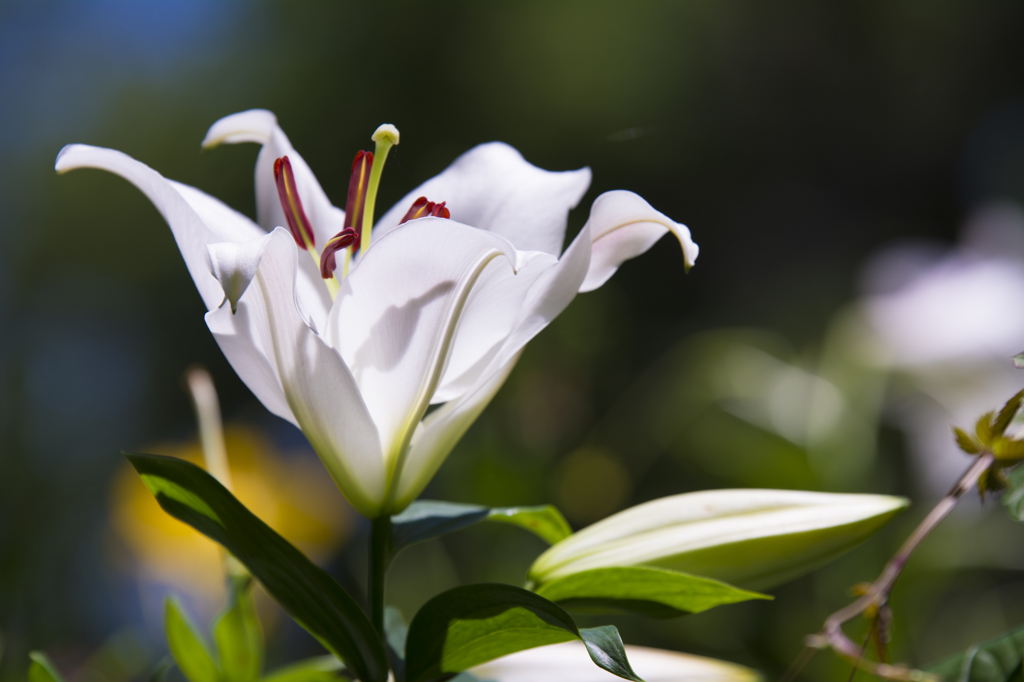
[[4, 1, 1024, 680]]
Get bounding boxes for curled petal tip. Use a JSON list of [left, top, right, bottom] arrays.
[[372, 123, 400, 146], [54, 144, 77, 173], [201, 109, 278, 148]]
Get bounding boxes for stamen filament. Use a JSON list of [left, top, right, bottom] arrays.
[[360, 124, 400, 253]]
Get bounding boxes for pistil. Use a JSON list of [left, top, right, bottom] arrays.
[[359, 124, 400, 252]]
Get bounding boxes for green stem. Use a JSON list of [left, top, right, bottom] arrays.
[[369, 515, 392, 639]]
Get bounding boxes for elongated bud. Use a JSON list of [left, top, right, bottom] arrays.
[[320, 227, 360, 279], [273, 156, 316, 249], [345, 150, 373, 234], [399, 196, 451, 224]]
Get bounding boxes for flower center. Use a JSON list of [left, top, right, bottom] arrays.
[[274, 123, 452, 299]]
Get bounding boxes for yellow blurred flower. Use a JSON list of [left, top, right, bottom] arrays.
[[109, 425, 353, 604]]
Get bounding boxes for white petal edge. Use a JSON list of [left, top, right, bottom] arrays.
[[468, 642, 759, 682], [203, 109, 345, 247], [328, 219, 518, 485], [212, 228, 387, 517], [169, 181, 267, 244], [374, 142, 592, 256], [579, 190, 699, 293], [55, 144, 226, 311], [201, 109, 278, 147]]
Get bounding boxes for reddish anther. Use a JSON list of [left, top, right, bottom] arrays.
[[345, 150, 373, 231], [274, 156, 316, 250], [320, 227, 360, 279], [399, 196, 451, 224]]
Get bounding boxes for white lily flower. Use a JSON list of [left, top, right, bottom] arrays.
[[468, 641, 758, 682], [529, 489, 908, 590], [55, 109, 698, 518]]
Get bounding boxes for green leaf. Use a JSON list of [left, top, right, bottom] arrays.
[[1004, 466, 1024, 522], [996, 391, 1024, 438], [28, 652, 65, 682], [262, 657, 347, 682], [486, 506, 572, 545], [928, 621, 1024, 681], [127, 453, 388, 682], [383, 606, 409, 682], [404, 583, 642, 682], [534, 566, 770, 617], [978, 411, 997, 447], [214, 579, 263, 682], [1014, 353, 1024, 369], [383, 606, 408, 659], [995, 440, 1024, 462], [955, 427, 982, 455], [390, 501, 571, 558], [579, 627, 642, 682], [165, 598, 220, 682]]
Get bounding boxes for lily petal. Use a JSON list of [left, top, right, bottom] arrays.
[[210, 227, 386, 517], [201, 108, 277, 147], [202, 110, 345, 247], [392, 350, 523, 511], [327, 219, 517, 479], [579, 190, 698, 293], [374, 142, 591, 256], [489, 222, 593, 372], [432, 249, 558, 403], [469, 642, 759, 682], [203, 111, 340, 330], [55, 144, 227, 311], [208, 237, 274, 314], [391, 226, 593, 510], [206, 233, 296, 426]]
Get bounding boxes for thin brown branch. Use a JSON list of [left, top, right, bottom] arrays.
[[800, 452, 995, 682]]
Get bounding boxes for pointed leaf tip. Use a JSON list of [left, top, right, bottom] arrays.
[[28, 653, 65, 682], [534, 566, 769, 618], [994, 389, 1024, 438], [404, 584, 644, 682], [165, 598, 220, 682], [954, 426, 982, 455], [580, 627, 644, 682]]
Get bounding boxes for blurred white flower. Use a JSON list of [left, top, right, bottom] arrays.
[[469, 641, 758, 682], [857, 201, 1024, 494]]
